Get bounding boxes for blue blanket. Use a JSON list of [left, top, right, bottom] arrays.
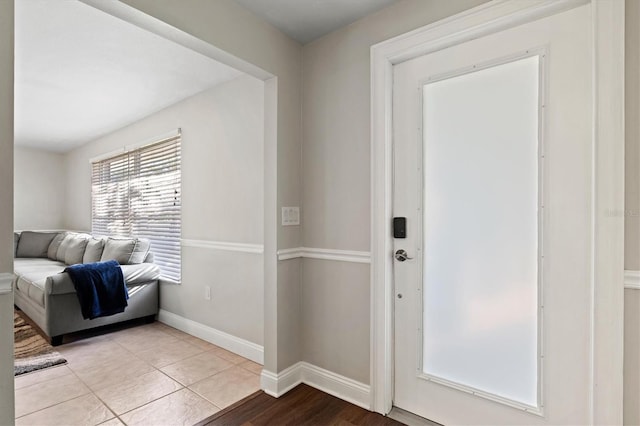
[[64, 260, 129, 320]]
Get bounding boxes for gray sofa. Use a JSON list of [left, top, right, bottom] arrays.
[[13, 231, 160, 345]]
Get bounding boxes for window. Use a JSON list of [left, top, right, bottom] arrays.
[[421, 56, 539, 405], [92, 134, 182, 282]]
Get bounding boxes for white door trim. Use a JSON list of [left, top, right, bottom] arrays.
[[625, 270, 640, 289], [369, 0, 625, 422]]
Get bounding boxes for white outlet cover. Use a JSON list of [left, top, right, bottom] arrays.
[[282, 206, 300, 226]]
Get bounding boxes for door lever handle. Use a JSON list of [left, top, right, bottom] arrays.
[[395, 249, 413, 262]]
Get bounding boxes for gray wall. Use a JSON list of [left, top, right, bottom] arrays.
[[300, 0, 490, 384], [299, 0, 639, 406], [64, 76, 265, 346], [625, 1, 640, 424], [120, 0, 303, 374], [4, 0, 638, 421], [0, 0, 14, 423], [625, 289, 640, 425], [300, 0, 638, 419], [0, 291, 14, 425], [14, 147, 66, 231], [627, 1, 640, 272]]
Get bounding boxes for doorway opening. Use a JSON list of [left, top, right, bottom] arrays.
[[12, 0, 277, 423]]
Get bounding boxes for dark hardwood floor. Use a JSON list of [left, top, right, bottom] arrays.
[[197, 384, 404, 426]]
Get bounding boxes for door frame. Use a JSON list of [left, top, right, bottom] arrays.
[[370, 0, 625, 423]]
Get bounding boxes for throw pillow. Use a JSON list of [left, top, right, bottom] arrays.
[[16, 231, 57, 258], [47, 232, 67, 260], [101, 237, 151, 265], [129, 238, 151, 264], [83, 238, 106, 263], [64, 237, 90, 265], [56, 234, 75, 261]]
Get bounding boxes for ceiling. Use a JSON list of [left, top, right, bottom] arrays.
[[15, 1, 243, 153], [233, 0, 399, 44], [15, 0, 400, 152]]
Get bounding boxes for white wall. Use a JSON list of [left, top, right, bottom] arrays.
[[300, 0, 489, 384], [0, 0, 14, 422], [64, 75, 265, 346], [14, 147, 66, 231]]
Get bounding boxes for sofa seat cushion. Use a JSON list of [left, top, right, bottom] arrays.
[[16, 272, 54, 307], [28, 279, 46, 307], [14, 258, 67, 276], [15, 258, 161, 301], [14, 258, 67, 307]]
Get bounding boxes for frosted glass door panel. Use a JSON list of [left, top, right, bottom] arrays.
[[422, 56, 539, 407]]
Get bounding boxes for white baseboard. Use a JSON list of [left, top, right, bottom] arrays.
[[303, 363, 371, 409], [158, 309, 263, 364], [261, 361, 371, 410], [261, 362, 302, 398]]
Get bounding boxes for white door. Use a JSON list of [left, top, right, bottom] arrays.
[[393, 4, 593, 425]]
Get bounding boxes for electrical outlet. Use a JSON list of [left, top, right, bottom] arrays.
[[204, 285, 211, 300]]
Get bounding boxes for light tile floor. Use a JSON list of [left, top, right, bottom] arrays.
[[14, 321, 262, 426]]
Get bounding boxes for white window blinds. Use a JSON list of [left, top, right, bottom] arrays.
[[92, 135, 182, 282]]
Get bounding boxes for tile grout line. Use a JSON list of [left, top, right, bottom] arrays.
[[185, 364, 237, 389], [63, 355, 120, 426], [17, 327, 174, 424], [185, 365, 262, 411], [14, 372, 94, 419], [14, 364, 72, 392], [15, 322, 260, 424], [115, 387, 185, 420], [109, 325, 191, 422]]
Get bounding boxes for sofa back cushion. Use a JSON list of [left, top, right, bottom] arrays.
[[14, 232, 20, 257], [47, 232, 67, 260], [83, 238, 105, 263], [64, 237, 90, 265], [16, 231, 58, 258], [101, 238, 150, 265]]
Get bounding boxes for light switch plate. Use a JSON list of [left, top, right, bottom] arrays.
[[282, 206, 300, 226]]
